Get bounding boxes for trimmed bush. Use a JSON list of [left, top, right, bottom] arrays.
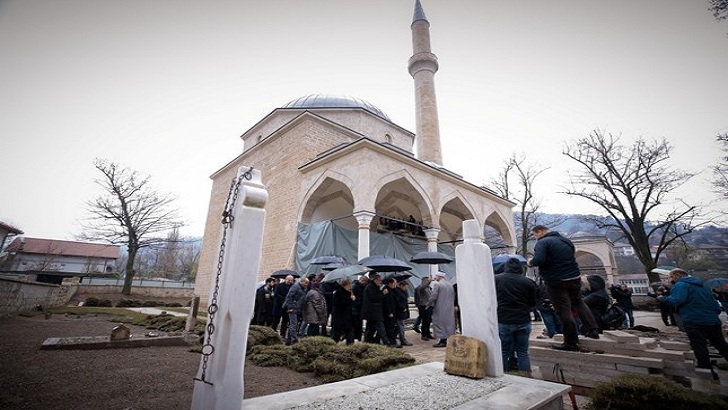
[[97, 299, 113, 307], [586, 373, 728, 410], [84, 297, 100, 307], [247, 325, 284, 350], [116, 299, 144, 308]]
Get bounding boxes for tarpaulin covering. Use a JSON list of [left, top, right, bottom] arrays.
[[295, 220, 457, 289]]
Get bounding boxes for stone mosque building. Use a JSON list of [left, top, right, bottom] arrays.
[[194, 1, 518, 301], [194, 1, 616, 301]]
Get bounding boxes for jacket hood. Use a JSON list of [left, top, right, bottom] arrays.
[[679, 276, 704, 287], [586, 275, 606, 291]]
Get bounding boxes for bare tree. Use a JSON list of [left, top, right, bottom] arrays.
[[713, 134, 728, 210], [710, 0, 728, 20], [563, 131, 706, 282], [81, 159, 183, 295], [490, 153, 563, 256]]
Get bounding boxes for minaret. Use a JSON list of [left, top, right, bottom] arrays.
[[408, 0, 443, 165]]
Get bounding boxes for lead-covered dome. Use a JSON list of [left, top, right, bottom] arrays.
[[282, 94, 390, 121]]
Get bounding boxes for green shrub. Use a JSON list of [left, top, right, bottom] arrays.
[[247, 344, 291, 367], [586, 373, 728, 410], [247, 325, 284, 349], [312, 342, 415, 382], [165, 302, 183, 308], [116, 299, 143, 307], [142, 300, 161, 307], [97, 299, 113, 307], [84, 297, 100, 307]]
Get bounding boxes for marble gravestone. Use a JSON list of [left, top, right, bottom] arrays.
[[455, 219, 504, 377], [191, 167, 268, 410]]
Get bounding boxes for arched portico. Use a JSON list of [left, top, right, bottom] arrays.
[[573, 237, 617, 284]]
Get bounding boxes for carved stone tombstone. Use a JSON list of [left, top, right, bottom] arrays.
[[456, 219, 503, 377], [110, 324, 131, 341], [191, 166, 267, 410], [444, 335, 488, 379]]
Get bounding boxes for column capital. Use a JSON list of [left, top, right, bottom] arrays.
[[353, 210, 376, 226], [424, 228, 440, 241]]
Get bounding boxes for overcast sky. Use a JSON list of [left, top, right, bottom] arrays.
[[1, 0, 727, 241]]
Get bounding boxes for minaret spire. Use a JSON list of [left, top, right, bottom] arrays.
[[408, 0, 443, 165]]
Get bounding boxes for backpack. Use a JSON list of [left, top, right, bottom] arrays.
[[601, 304, 625, 330]]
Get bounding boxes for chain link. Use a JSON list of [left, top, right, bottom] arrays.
[[195, 167, 253, 385]]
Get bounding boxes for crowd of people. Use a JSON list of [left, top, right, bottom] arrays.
[[250, 225, 728, 378], [251, 270, 458, 349]]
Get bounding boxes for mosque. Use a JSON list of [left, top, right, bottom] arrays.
[[193, 0, 521, 301]]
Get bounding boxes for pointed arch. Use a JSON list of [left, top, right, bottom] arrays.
[[299, 171, 356, 228]]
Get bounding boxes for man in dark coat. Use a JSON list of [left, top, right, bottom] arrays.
[[394, 281, 413, 347], [361, 273, 392, 346], [495, 257, 539, 372], [254, 277, 276, 326], [582, 275, 609, 332], [283, 277, 309, 345], [351, 275, 369, 341], [413, 276, 433, 340], [331, 278, 355, 345], [611, 283, 635, 328], [527, 225, 599, 351], [272, 275, 294, 336], [382, 277, 399, 347]]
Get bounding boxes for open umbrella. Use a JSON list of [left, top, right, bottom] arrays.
[[322, 264, 373, 283], [321, 262, 346, 271], [384, 270, 423, 282], [410, 251, 453, 265], [491, 254, 528, 266], [491, 254, 528, 274], [270, 269, 300, 278], [358, 255, 412, 272], [651, 266, 675, 276], [311, 255, 345, 265], [705, 278, 728, 288]]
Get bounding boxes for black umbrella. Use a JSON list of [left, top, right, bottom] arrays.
[[321, 262, 346, 271], [410, 251, 453, 265], [384, 271, 422, 282], [310, 255, 346, 265], [358, 255, 412, 272], [270, 269, 300, 278]]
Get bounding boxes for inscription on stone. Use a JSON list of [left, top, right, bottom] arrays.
[[110, 324, 131, 341], [444, 335, 487, 379]]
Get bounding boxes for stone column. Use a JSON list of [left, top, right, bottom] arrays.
[[455, 219, 503, 377], [191, 166, 268, 410], [424, 228, 440, 277], [354, 211, 375, 261]]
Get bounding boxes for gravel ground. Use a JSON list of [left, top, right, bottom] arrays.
[[0, 313, 322, 410]]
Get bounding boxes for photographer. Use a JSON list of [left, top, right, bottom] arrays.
[[610, 283, 634, 328]]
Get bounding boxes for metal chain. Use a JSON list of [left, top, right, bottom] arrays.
[[195, 167, 253, 385]]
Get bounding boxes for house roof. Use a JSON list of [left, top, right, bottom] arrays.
[[5, 237, 120, 259], [0, 221, 24, 235]]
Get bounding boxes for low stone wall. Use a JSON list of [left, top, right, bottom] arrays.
[[75, 284, 194, 300], [0, 276, 74, 317], [530, 329, 728, 395]]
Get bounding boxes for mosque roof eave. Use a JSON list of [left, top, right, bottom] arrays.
[[298, 137, 516, 208]]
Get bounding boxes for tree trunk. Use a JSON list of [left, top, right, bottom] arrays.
[[122, 247, 138, 295]]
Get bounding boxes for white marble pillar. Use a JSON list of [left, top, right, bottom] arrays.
[[455, 219, 503, 377], [191, 167, 268, 410], [424, 228, 440, 277], [354, 211, 375, 261]]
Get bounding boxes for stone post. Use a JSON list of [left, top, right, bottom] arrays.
[[455, 219, 503, 377], [424, 228, 440, 277], [185, 295, 200, 333], [191, 167, 267, 410], [354, 211, 375, 261]]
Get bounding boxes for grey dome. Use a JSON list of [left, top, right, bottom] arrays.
[[282, 94, 390, 121]]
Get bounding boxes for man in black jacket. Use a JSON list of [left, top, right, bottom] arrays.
[[361, 274, 392, 346], [496, 257, 539, 372], [527, 225, 599, 351]]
